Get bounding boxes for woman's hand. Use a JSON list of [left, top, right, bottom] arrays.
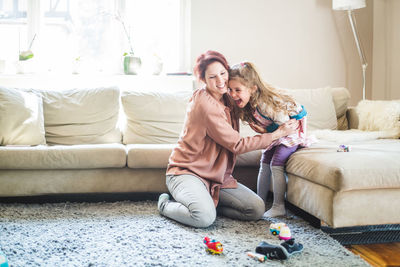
[[272, 119, 299, 140], [249, 122, 267, 133]]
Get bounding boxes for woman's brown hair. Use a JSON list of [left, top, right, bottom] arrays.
[[193, 50, 230, 82]]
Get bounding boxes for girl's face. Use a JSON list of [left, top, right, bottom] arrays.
[[228, 79, 255, 108], [203, 61, 229, 100]]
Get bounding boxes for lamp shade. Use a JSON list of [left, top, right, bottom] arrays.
[[332, 0, 366, 10]]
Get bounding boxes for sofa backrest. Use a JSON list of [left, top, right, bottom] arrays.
[[284, 87, 350, 131], [0, 86, 46, 146], [40, 87, 122, 145], [121, 91, 191, 144], [0, 86, 350, 146], [120, 87, 350, 143]]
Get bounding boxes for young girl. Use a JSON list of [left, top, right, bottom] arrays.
[[228, 62, 313, 217]]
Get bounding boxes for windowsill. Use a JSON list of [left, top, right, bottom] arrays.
[[0, 73, 195, 92]]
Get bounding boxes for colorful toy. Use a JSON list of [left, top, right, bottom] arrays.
[[269, 222, 287, 236], [278, 225, 292, 240], [337, 144, 351, 152], [0, 251, 8, 267], [247, 251, 267, 262], [203, 237, 223, 255], [269, 222, 292, 240]]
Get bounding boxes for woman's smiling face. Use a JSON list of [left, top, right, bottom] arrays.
[[204, 61, 229, 100]]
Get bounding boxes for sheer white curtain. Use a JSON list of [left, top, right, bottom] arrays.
[[0, 0, 190, 74]]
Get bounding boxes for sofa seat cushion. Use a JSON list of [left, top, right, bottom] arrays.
[[286, 139, 400, 192], [127, 144, 175, 168], [127, 144, 262, 169], [0, 144, 126, 169]]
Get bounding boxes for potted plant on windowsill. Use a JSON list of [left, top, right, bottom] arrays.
[[16, 34, 36, 74], [115, 13, 141, 75], [123, 52, 141, 75]]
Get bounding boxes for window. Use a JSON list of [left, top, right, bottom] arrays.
[[0, 0, 190, 74], [0, 0, 28, 64]]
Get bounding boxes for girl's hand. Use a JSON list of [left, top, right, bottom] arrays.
[[273, 119, 299, 139], [249, 122, 267, 133]]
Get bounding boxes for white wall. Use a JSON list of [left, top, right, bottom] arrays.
[[191, 0, 373, 105], [372, 0, 400, 100]]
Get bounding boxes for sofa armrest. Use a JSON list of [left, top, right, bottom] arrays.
[[346, 107, 359, 129]]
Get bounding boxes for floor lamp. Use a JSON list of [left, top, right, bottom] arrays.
[[333, 0, 368, 100]]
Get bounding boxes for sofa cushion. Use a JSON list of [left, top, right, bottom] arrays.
[[286, 139, 400, 192], [328, 87, 351, 118], [126, 144, 261, 168], [121, 91, 191, 144], [40, 87, 122, 145], [127, 144, 175, 168], [0, 144, 126, 169], [236, 150, 262, 166], [356, 100, 400, 137], [283, 87, 338, 130], [0, 87, 45, 145]]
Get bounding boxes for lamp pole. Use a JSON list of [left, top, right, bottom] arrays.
[[347, 9, 368, 100]]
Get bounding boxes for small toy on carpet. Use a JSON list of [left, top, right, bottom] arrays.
[[247, 251, 267, 262], [0, 251, 8, 267], [269, 222, 287, 236], [269, 222, 292, 240], [203, 237, 223, 255], [278, 225, 292, 240]]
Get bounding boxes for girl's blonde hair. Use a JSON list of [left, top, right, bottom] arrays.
[[229, 62, 297, 124]]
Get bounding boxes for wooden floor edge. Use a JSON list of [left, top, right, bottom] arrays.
[[346, 245, 386, 267]]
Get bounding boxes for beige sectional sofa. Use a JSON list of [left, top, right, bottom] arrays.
[[1, 85, 399, 230]]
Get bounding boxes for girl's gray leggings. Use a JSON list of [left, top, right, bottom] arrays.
[[161, 174, 265, 228]]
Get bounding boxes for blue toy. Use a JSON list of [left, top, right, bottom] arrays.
[[0, 251, 8, 267]]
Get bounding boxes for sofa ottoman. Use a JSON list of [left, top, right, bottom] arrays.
[[286, 139, 400, 228]]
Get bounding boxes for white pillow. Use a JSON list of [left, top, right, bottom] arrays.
[[121, 91, 191, 144], [357, 100, 400, 134], [0, 87, 45, 145], [283, 87, 338, 130], [40, 87, 122, 145]]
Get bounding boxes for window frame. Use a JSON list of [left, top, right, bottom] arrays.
[[0, 0, 191, 74]]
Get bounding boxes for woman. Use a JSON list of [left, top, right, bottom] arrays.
[[157, 50, 298, 228]]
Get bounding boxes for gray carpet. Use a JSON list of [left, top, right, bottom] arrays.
[[0, 201, 369, 266]]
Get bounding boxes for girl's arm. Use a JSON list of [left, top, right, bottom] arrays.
[[249, 122, 267, 133], [204, 107, 297, 155], [249, 119, 301, 135]]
